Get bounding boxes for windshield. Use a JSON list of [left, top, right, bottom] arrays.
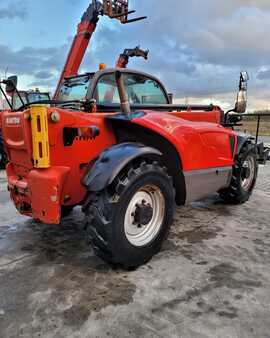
[[12, 92, 50, 110], [57, 74, 93, 101], [27, 92, 50, 103]]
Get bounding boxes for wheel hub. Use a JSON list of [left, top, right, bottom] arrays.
[[124, 185, 165, 247], [241, 166, 251, 179], [241, 155, 255, 191], [134, 201, 154, 227]]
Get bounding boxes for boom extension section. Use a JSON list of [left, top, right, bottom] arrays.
[[54, 0, 146, 98]]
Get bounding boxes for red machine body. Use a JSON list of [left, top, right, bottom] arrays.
[[1, 101, 235, 224], [133, 111, 236, 171], [0, 0, 238, 224]]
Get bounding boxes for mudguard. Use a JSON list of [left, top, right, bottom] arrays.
[[83, 142, 162, 192], [235, 135, 269, 163], [235, 135, 254, 156]]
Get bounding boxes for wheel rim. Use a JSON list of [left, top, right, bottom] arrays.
[[241, 155, 256, 191], [124, 185, 165, 247]]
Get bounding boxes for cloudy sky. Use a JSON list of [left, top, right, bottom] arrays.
[[0, 0, 270, 110]]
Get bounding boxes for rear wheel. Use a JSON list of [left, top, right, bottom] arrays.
[[220, 144, 258, 204], [83, 161, 175, 268]]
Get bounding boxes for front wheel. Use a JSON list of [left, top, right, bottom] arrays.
[[83, 161, 175, 268], [219, 144, 258, 204]]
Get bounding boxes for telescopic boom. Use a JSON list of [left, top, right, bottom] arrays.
[[54, 0, 146, 98]]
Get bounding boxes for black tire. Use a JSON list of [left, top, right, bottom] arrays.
[[83, 161, 175, 269], [0, 134, 8, 170], [61, 205, 74, 218], [219, 143, 258, 204]]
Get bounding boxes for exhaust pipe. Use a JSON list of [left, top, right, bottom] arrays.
[[115, 71, 131, 115]]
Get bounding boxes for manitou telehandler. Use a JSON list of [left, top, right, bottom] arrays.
[[0, 0, 269, 268]]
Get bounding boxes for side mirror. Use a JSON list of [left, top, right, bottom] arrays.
[[5, 75, 18, 95], [235, 71, 249, 114]]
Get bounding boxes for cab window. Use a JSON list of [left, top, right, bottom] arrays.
[[58, 75, 93, 101], [12, 92, 27, 110], [93, 73, 120, 104], [94, 73, 168, 105]]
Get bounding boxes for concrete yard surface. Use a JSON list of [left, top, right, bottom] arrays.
[[0, 165, 270, 338]]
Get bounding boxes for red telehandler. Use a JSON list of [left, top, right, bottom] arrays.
[[0, 0, 269, 268]]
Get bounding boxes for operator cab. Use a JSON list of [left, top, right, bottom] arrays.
[[56, 69, 170, 109], [55, 69, 223, 124]]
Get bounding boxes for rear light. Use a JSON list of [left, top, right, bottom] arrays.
[[30, 105, 50, 168]]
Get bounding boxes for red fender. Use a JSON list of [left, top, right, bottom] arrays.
[[132, 111, 236, 171]]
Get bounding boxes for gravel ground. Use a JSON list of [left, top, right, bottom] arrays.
[[0, 165, 269, 338]]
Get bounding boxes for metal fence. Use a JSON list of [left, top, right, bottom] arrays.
[[234, 113, 270, 144]]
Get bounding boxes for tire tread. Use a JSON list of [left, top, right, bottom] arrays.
[[84, 160, 175, 268]]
